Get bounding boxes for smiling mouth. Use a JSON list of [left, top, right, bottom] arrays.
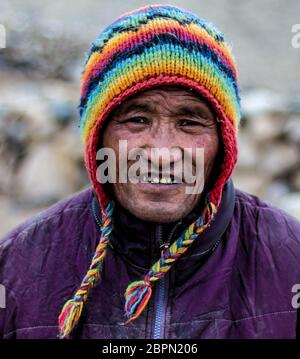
[[133, 174, 183, 185]]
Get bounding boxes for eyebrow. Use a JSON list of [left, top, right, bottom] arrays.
[[174, 105, 215, 119], [113, 100, 215, 120], [113, 102, 153, 117]]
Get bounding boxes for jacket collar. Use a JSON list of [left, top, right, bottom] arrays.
[[92, 179, 235, 274]]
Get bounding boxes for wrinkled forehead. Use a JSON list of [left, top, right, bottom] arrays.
[[109, 84, 217, 118]]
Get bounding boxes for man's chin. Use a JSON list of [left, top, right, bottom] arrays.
[[111, 185, 201, 222], [127, 202, 189, 223]]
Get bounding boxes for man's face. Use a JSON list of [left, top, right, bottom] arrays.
[[101, 86, 220, 223]]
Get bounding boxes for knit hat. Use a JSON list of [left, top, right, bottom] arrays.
[[58, 4, 241, 338]]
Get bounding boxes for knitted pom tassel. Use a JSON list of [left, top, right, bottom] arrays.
[[124, 280, 152, 324]]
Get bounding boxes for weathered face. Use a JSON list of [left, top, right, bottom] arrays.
[[101, 86, 220, 223]]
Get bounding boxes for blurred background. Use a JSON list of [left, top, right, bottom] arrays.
[[0, 0, 300, 236]]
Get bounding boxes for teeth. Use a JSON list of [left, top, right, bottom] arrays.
[[137, 176, 180, 184]]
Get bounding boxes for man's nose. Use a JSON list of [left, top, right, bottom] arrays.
[[143, 144, 183, 171], [142, 134, 183, 171], [149, 147, 183, 167]]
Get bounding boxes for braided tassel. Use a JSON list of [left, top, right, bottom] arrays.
[[57, 299, 84, 339], [123, 200, 217, 324], [124, 280, 153, 324], [58, 201, 114, 339]]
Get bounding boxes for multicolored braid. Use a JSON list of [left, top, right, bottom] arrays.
[[124, 198, 216, 323], [58, 4, 241, 338], [58, 201, 114, 338]]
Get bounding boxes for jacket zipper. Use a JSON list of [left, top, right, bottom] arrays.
[[152, 224, 167, 339], [92, 196, 102, 228], [151, 222, 181, 339]]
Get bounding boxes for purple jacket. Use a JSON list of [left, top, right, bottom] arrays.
[[1, 180, 300, 339]]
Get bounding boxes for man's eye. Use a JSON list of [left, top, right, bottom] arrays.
[[178, 119, 203, 127], [125, 117, 148, 124]]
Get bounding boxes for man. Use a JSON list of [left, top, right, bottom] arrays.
[[1, 4, 300, 339]]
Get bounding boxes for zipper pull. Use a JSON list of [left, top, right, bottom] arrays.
[[160, 242, 170, 256]]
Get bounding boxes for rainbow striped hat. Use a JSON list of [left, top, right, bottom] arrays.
[[58, 4, 241, 338]]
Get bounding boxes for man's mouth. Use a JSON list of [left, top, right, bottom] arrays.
[[138, 175, 181, 185], [128, 171, 185, 186]]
